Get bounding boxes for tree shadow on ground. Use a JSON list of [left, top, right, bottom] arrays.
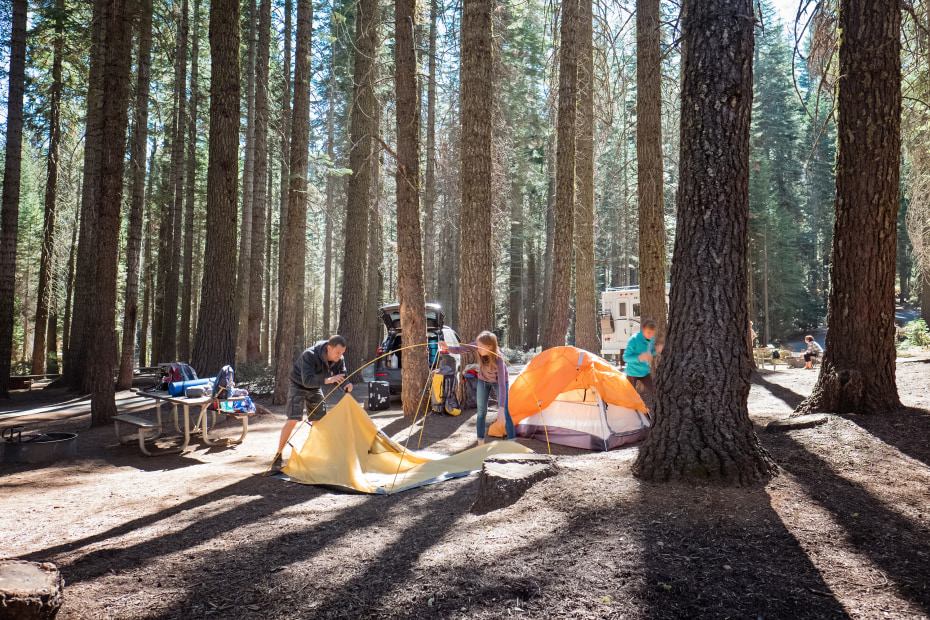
[[151, 481, 477, 619], [752, 372, 807, 409], [840, 406, 930, 470], [768, 431, 930, 616], [21, 475, 329, 583]]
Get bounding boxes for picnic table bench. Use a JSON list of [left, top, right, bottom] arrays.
[[8, 374, 61, 390], [753, 347, 792, 370], [115, 389, 253, 456]]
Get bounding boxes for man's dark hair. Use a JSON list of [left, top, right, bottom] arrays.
[[328, 334, 348, 348], [643, 318, 657, 330]]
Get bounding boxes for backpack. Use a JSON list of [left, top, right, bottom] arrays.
[[430, 366, 461, 416], [157, 362, 197, 390], [212, 365, 256, 414]]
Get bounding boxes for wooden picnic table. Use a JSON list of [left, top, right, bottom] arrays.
[[8, 374, 61, 390], [115, 389, 253, 456]]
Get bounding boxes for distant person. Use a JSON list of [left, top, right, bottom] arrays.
[[624, 319, 663, 400], [441, 331, 515, 444], [272, 335, 353, 471], [803, 335, 823, 369]]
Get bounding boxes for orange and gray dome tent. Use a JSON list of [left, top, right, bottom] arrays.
[[488, 346, 651, 451]]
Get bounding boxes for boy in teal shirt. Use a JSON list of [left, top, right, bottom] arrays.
[[623, 319, 663, 399]]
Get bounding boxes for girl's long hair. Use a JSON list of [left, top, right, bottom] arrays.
[[476, 331, 499, 373]]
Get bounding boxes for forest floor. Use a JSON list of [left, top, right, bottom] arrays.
[[2, 353, 930, 619]]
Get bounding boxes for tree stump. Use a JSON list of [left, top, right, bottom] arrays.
[[766, 414, 830, 432], [471, 453, 557, 514], [0, 560, 63, 619]]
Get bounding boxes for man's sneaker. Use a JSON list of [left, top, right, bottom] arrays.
[[269, 455, 285, 473]]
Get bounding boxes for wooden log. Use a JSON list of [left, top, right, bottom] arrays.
[[0, 560, 63, 619], [766, 413, 830, 432], [470, 452, 558, 514]]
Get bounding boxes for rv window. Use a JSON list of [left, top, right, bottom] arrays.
[[633, 303, 641, 318], [616, 302, 627, 318]]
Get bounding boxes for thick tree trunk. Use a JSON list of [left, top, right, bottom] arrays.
[[117, 0, 154, 389], [636, 0, 668, 341], [190, 0, 240, 377], [796, 0, 902, 415], [423, 0, 439, 300], [458, 0, 495, 343], [0, 0, 26, 397], [540, 135, 555, 344], [237, 0, 258, 363], [276, 0, 292, 352], [139, 141, 159, 367], [64, 0, 106, 391], [179, 0, 201, 362], [89, 0, 133, 424], [525, 241, 538, 349], [273, 0, 311, 404], [62, 205, 78, 362], [247, 0, 270, 363], [544, 0, 578, 349], [508, 178, 524, 349], [322, 67, 335, 336], [164, 0, 190, 362], [396, 0, 429, 415], [338, 0, 379, 374], [32, 0, 66, 376], [633, 0, 775, 485], [573, 0, 597, 353], [264, 158, 274, 363], [366, 127, 384, 356]]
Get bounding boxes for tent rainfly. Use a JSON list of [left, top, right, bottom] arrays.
[[489, 346, 651, 451], [281, 394, 530, 494]]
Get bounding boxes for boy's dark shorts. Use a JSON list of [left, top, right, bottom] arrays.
[[287, 385, 326, 420]]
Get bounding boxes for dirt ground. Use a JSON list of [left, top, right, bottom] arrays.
[[2, 354, 930, 620]]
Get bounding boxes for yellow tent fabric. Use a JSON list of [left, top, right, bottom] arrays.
[[488, 346, 647, 437], [282, 394, 531, 494]]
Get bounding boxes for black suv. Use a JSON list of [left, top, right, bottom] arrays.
[[373, 303, 461, 392]]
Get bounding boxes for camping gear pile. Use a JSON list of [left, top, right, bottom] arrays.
[[212, 365, 256, 414], [492, 346, 650, 450]]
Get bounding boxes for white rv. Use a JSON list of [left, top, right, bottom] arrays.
[[599, 285, 670, 356]]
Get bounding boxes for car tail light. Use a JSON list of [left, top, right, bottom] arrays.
[[377, 372, 388, 377]]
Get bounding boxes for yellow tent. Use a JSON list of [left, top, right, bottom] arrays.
[[282, 394, 531, 494], [489, 346, 650, 450]]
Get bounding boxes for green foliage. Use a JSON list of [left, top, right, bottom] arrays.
[[902, 319, 930, 349], [235, 362, 276, 395]]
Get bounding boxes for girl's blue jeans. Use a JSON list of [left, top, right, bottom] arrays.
[[476, 379, 516, 440]]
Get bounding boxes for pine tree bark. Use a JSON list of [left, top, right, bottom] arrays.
[[633, 0, 776, 485], [396, 0, 429, 415], [573, 0, 597, 353], [526, 241, 538, 349], [164, 0, 189, 362], [237, 0, 258, 363], [139, 140, 159, 367], [507, 178, 524, 349], [273, 0, 311, 404], [89, 0, 133, 424], [32, 0, 66, 376], [276, 0, 292, 347], [544, 0, 578, 349], [366, 127, 384, 355], [263, 159, 274, 362], [247, 0, 270, 363], [117, 0, 154, 389], [338, 0, 379, 374], [64, 0, 106, 390], [796, 0, 902, 415], [423, 0, 439, 300], [458, 0, 495, 343], [62, 203, 78, 362], [179, 0, 201, 361], [322, 65, 335, 336], [0, 0, 26, 397], [636, 0, 668, 341], [540, 134, 555, 344], [190, 0, 240, 376]]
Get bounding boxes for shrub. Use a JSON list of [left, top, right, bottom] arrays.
[[904, 319, 930, 348], [234, 362, 276, 395]]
